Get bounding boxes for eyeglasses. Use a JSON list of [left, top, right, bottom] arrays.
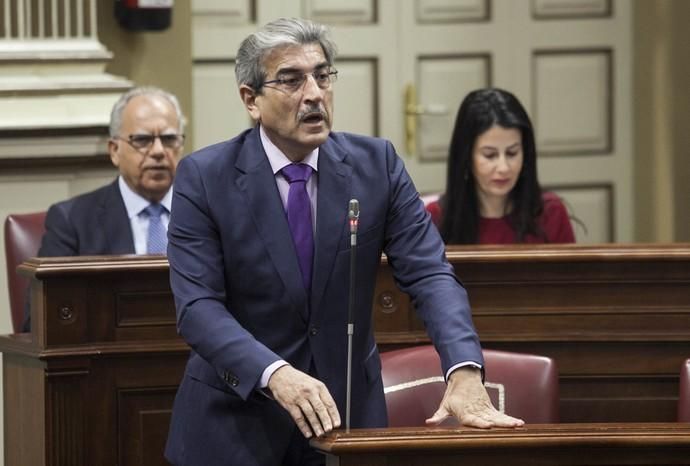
[[262, 67, 338, 93], [114, 134, 185, 152]]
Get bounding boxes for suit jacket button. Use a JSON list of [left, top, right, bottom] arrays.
[[231, 377, 239, 387], [309, 327, 318, 336]]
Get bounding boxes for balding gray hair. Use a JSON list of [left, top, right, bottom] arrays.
[[109, 86, 186, 137], [235, 17, 338, 91]]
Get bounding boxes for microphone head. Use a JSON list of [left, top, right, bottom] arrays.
[[348, 199, 360, 220]]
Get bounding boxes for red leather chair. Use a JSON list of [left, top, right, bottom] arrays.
[[679, 358, 690, 422], [381, 345, 559, 426], [419, 192, 441, 207], [4, 212, 46, 333]]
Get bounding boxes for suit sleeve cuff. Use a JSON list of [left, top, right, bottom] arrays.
[[446, 361, 484, 383], [259, 360, 289, 388]]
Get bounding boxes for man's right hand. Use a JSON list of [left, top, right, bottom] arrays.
[[267, 365, 341, 438]]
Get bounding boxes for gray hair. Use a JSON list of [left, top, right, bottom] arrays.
[[109, 86, 186, 137], [235, 17, 338, 91]]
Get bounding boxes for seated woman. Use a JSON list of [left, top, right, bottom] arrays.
[[428, 88, 576, 244]]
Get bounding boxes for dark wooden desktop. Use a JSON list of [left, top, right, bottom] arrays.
[[311, 423, 690, 466], [1, 244, 689, 465]]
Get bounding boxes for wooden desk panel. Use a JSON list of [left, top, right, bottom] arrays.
[[373, 244, 690, 422], [24, 256, 177, 348], [2, 245, 690, 464], [2, 256, 185, 466]]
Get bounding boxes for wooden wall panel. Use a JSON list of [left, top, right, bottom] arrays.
[[304, 0, 376, 24], [417, 54, 490, 160], [192, 62, 250, 148], [534, 50, 612, 154], [532, 0, 612, 19], [332, 59, 378, 137], [416, 0, 489, 23], [550, 184, 613, 243]]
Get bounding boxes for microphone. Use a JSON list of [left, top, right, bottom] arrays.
[[348, 199, 359, 240], [345, 199, 359, 432]]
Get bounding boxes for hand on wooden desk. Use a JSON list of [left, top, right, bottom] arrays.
[[268, 364, 342, 438], [425, 365, 525, 428]]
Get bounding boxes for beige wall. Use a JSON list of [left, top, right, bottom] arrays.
[[97, 3, 194, 149], [633, 0, 690, 242]]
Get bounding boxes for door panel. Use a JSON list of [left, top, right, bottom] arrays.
[[551, 185, 613, 243], [534, 50, 612, 154], [305, 0, 376, 23], [193, 61, 251, 146], [331, 59, 378, 136], [417, 55, 490, 161]]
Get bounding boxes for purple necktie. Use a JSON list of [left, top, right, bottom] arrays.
[[282, 163, 314, 291]]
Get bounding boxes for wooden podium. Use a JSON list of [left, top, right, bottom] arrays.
[[373, 243, 690, 422], [0, 255, 186, 466], [311, 424, 690, 465], [2, 245, 690, 464]]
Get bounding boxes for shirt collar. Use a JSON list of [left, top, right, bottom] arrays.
[[118, 176, 173, 219], [259, 125, 319, 175]]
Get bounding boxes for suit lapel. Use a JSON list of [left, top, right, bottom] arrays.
[[235, 128, 308, 320], [102, 180, 136, 254], [310, 138, 352, 320]]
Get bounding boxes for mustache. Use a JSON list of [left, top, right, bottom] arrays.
[[297, 105, 328, 121]]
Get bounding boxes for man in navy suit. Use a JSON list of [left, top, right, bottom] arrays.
[[23, 86, 185, 331], [164, 18, 523, 466]]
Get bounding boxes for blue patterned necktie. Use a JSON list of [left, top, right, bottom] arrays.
[[143, 203, 168, 255], [281, 163, 314, 291]]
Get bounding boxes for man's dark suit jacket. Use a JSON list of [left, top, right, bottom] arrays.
[[38, 179, 135, 257], [164, 127, 483, 466], [22, 179, 135, 331]]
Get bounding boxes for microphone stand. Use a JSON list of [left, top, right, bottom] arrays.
[[345, 199, 359, 432]]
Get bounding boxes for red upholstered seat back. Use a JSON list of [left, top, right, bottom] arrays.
[[381, 345, 560, 426], [4, 212, 46, 333], [419, 192, 441, 207], [679, 358, 690, 422]]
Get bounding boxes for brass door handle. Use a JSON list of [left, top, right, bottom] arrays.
[[405, 84, 418, 154], [404, 84, 449, 155]]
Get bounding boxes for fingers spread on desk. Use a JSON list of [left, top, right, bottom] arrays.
[[268, 365, 341, 438]]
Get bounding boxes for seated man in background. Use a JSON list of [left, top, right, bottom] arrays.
[[22, 86, 185, 331]]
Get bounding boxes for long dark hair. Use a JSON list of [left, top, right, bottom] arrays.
[[440, 88, 544, 244]]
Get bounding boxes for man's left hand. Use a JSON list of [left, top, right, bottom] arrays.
[[425, 366, 525, 428]]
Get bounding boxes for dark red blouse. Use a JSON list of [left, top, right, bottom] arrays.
[[426, 191, 576, 244]]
